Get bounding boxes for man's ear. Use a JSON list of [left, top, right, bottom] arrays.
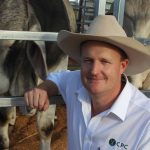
[[121, 59, 129, 74], [26, 41, 48, 80]]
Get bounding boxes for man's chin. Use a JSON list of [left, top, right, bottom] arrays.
[[88, 88, 103, 95]]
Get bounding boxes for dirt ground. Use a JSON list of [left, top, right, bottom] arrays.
[[9, 105, 67, 150]]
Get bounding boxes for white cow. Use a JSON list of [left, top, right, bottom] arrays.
[[0, 0, 76, 149], [123, 0, 150, 89]]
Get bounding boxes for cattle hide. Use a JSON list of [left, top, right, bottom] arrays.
[[123, 0, 150, 89], [30, 0, 76, 71], [0, 0, 76, 149]]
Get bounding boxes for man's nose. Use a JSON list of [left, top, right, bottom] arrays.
[[91, 61, 101, 75]]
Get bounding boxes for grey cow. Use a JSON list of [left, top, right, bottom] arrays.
[[123, 0, 150, 89], [0, 0, 76, 149]]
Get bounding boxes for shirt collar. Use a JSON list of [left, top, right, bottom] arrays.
[[107, 75, 132, 121]]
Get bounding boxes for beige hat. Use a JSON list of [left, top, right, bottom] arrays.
[[57, 15, 150, 75]]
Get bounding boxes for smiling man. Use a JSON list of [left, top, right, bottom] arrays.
[[24, 15, 150, 150], [80, 41, 129, 116]]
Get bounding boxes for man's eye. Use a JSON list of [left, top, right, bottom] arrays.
[[83, 59, 92, 63], [101, 59, 111, 64]]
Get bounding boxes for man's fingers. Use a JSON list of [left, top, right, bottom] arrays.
[[43, 98, 49, 111], [24, 90, 34, 108], [33, 89, 40, 109], [24, 92, 29, 106], [38, 90, 49, 111], [24, 88, 49, 111]]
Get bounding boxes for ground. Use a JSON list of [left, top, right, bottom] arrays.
[[9, 105, 67, 150]]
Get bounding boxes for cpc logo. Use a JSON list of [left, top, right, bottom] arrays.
[[109, 138, 128, 149]]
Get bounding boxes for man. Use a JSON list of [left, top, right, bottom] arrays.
[[24, 15, 150, 149]]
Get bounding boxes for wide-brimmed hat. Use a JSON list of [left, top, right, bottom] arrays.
[[57, 15, 150, 75]]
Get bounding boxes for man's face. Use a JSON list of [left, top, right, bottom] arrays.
[[80, 41, 129, 96]]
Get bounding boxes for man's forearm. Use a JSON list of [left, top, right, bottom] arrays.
[[37, 80, 59, 97]]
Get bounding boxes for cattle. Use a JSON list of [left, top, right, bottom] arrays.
[[123, 0, 150, 89], [0, 0, 76, 149]]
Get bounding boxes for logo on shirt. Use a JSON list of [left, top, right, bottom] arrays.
[[109, 138, 128, 149]]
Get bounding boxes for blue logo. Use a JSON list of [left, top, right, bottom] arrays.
[[109, 138, 116, 146], [109, 138, 128, 149]]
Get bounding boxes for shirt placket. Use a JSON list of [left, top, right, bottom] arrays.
[[83, 116, 102, 150]]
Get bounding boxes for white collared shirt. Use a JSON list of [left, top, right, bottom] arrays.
[[47, 70, 150, 150]]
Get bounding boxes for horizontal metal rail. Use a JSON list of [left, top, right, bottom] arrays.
[[0, 91, 150, 107], [0, 95, 65, 107], [0, 30, 58, 41]]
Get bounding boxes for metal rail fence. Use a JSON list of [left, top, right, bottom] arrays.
[[0, 30, 65, 108], [0, 0, 150, 108]]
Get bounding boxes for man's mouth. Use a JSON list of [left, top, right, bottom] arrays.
[[88, 77, 103, 83]]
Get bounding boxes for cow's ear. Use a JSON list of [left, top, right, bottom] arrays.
[[26, 41, 47, 80]]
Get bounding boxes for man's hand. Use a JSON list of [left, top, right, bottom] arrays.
[[24, 80, 59, 111], [24, 88, 49, 111]]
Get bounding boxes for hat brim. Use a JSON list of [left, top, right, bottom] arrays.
[[57, 30, 150, 75]]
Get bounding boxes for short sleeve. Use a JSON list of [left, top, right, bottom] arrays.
[[46, 70, 81, 103]]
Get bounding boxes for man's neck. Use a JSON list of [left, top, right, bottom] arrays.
[[91, 81, 125, 117]]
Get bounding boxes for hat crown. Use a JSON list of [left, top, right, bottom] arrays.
[[86, 15, 127, 37]]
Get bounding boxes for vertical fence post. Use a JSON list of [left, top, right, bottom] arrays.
[[113, 0, 125, 26]]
